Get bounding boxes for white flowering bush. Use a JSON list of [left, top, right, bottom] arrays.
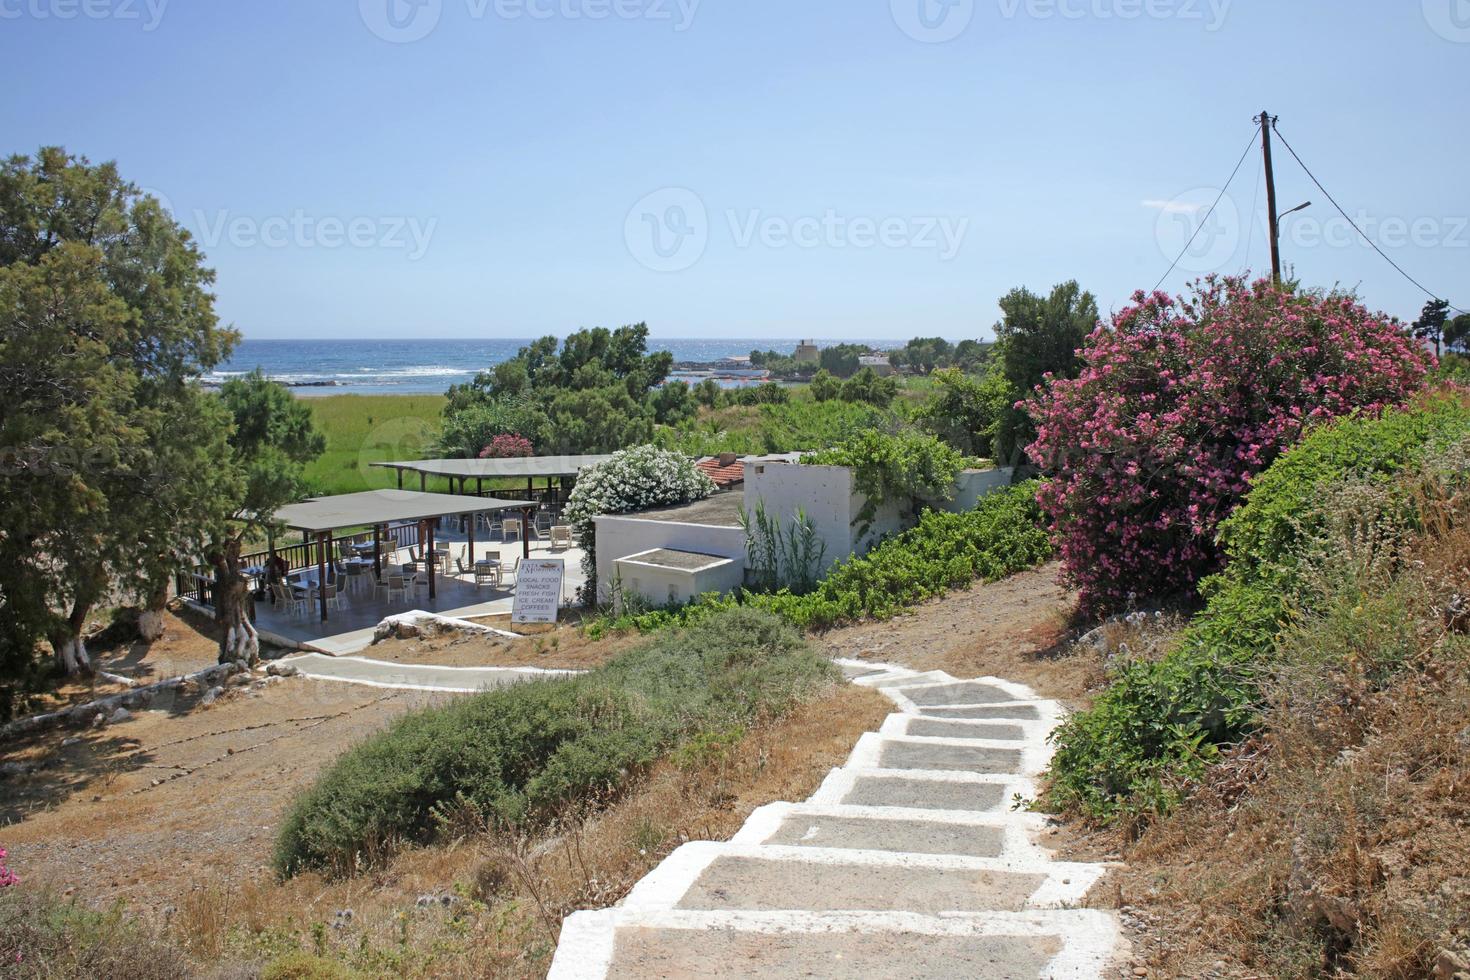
[[564, 445, 717, 602]]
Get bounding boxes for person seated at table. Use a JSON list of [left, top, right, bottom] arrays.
[[265, 554, 290, 602]]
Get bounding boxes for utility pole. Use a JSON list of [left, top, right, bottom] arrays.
[[1259, 109, 1282, 284]]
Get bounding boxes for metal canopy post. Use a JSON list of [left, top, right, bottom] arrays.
[[317, 532, 329, 622], [466, 512, 475, 566], [521, 506, 534, 560], [426, 519, 437, 600], [373, 524, 382, 577]]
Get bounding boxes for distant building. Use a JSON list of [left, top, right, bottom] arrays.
[[715, 355, 753, 369], [859, 354, 896, 377], [793, 340, 820, 364]]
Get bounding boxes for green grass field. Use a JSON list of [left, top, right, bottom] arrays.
[[297, 375, 936, 496], [301, 394, 447, 496]]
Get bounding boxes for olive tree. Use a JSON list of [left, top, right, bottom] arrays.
[[0, 148, 234, 691]]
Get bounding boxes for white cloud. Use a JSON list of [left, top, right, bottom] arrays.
[[1142, 199, 1205, 215]]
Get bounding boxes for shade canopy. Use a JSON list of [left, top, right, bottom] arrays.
[[273, 490, 538, 535], [372, 455, 613, 480]]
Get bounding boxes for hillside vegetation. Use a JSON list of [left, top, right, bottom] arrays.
[[275, 608, 837, 876], [1048, 394, 1470, 822], [1048, 393, 1470, 977]]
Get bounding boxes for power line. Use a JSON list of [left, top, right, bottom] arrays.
[[1152, 129, 1260, 294], [1271, 121, 1467, 317], [1241, 151, 1264, 276]]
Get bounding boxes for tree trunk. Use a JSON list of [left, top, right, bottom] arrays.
[[212, 536, 259, 667], [50, 601, 93, 676], [137, 582, 170, 643]]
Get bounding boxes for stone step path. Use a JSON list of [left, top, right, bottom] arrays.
[[277, 653, 577, 693], [547, 661, 1124, 979]]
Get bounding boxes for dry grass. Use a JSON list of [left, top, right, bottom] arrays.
[[1084, 511, 1470, 978], [364, 614, 642, 671], [160, 682, 890, 978]]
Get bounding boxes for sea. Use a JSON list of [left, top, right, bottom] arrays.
[[209, 338, 904, 397]]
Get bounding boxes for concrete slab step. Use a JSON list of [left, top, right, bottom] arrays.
[[914, 703, 1046, 720], [846, 732, 1054, 777], [808, 767, 1034, 813], [545, 663, 1124, 979], [620, 842, 1105, 915], [832, 658, 919, 682], [552, 909, 1122, 980], [858, 670, 958, 689], [732, 802, 1052, 861], [894, 680, 1034, 708], [879, 712, 1037, 742]]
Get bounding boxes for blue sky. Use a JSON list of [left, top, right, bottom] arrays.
[[2, 0, 1466, 340]]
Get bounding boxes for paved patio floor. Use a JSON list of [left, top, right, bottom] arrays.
[[252, 537, 586, 655]]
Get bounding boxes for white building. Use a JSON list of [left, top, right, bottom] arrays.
[[594, 456, 1014, 608]]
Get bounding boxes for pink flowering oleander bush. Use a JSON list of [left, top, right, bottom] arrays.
[[479, 434, 535, 459], [0, 846, 16, 888], [1027, 276, 1433, 615]]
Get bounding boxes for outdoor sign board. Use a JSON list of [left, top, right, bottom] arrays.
[[512, 559, 565, 624]]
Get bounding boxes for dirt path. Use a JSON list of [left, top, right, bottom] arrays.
[[813, 563, 1100, 705], [2, 677, 440, 911]]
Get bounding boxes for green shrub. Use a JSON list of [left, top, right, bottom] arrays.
[[1047, 396, 1470, 822], [586, 481, 1051, 637], [805, 430, 970, 533], [274, 608, 834, 876]]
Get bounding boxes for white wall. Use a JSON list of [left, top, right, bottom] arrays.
[[593, 515, 745, 603], [742, 462, 856, 572], [944, 467, 1016, 512]]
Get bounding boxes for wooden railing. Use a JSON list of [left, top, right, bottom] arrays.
[[175, 525, 426, 608]]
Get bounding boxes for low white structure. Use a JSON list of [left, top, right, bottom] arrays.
[[613, 549, 745, 611], [594, 456, 1017, 608]]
